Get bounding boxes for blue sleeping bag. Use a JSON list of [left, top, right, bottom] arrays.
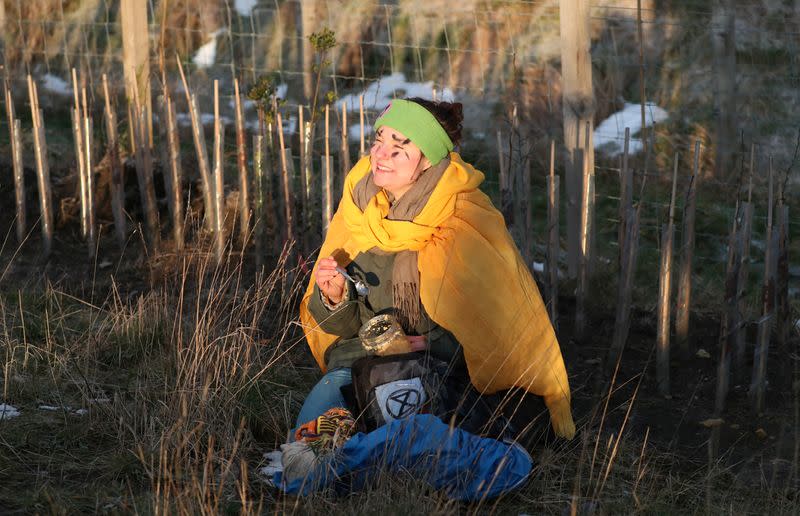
[[277, 414, 532, 500]]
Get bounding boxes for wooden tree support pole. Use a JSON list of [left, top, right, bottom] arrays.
[[102, 74, 126, 248], [11, 118, 25, 242], [163, 93, 184, 249], [546, 140, 560, 328], [575, 122, 594, 340], [83, 108, 96, 258], [131, 101, 159, 251], [298, 106, 310, 232], [735, 145, 755, 377], [253, 134, 266, 269], [234, 78, 250, 249], [177, 57, 213, 229], [750, 161, 775, 414], [675, 139, 700, 355], [496, 130, 511, 224], [340, 100, 351, 193], [775, 195, 789, 353], [27, 77, 53, 257], [716, 200, 742, 415], [212, 80, 225, 265], [71, 108, 87, 238], [609, 207, 640, 366], [322, 104, 333, 235], [71, 70, 87, 239], [359, 94, 365, 157], [276, 110, 294, 246], [4, 83, 25, 243], [656, 154, 680, 397], [618, 127, 632, 264]]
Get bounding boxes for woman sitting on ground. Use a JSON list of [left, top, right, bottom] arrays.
[[297, 98, 575, 441]]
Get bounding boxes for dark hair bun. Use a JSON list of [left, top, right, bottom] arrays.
[[407, 97, 463, 147]]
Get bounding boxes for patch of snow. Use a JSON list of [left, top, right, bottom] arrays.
[[38, 405, 60, 411], [41, 74, 72, 96], [0, 404, 20, 420], [228, 97, 256, 111], [348, 123, 373, 142], [339, 73, 455, 115], [192, 29, 226, 69], [73, 408, 88, 416], [276, 83, 288, 100], [199, 113, 233, 126], [234, 0, 257, 17], [532, 261, 545, 273], [594, 102, 669, 157]]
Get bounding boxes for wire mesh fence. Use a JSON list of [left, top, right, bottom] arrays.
[[0, 1, 797, 392]]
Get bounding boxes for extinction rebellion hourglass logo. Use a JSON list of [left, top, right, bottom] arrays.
[[375, 378, 427, 423]]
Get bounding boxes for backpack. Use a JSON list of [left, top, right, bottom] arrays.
[[349, 352, 512, 438]]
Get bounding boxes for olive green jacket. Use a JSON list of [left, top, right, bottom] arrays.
[[307, 250, 467, 372]]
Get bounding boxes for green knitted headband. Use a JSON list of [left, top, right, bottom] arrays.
[[373, 99, 454, 165]]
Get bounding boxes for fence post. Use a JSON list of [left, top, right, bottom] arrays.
[[750, 162, 775, 414], [102, 74, 127, 249], [276, 110, 294, 247], [559, 0, 594, 279], [4, 83, 25, 243], [656, 154, 680, 397], [322, 105, 334, 235], [27, 77, 53, 258], [735, 146, 755, 378], [716, 200, 742, 416], [162, 93, 184, 249], [675, 140, 700, 356], [234, 78, 250, 249], [212, 81, 225, 265], [546, 140, 559, 329], [120, 0, 151, 145]]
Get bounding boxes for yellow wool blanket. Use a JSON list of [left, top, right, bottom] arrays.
[[299, 153, 575, 439]]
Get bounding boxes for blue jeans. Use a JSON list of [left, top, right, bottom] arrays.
[[294, 367, 353, 430]]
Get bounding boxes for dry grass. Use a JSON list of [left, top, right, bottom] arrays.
[[0, 232, 795, 514]]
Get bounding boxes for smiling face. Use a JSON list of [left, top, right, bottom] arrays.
[[369, 126, 431, 200]]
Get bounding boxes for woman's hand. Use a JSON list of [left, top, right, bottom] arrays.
[[315, 256, 346, 305]]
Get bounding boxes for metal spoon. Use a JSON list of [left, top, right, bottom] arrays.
[[336, 266, 370, 297]]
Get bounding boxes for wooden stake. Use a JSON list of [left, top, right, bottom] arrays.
[[775, 190, 789, 354], [212, 80, 225, 264], [298, 105, 310, 221], [4, 83, 25, 243], [359, 94, 365, 157], [163, 93, 184, 249], [177, 56, 213, 229], [11, 118, 25, 243], [252, 134, 266, 269], [656, 154, 680, 397], [27, 76, 53, 257], [276, 110, 294, 245], [131, 97, 158, 250], [750, 160, 775, 414], [735, 144, 756, 376], [83, 102, 96, 258], [609, 206, 640, 366], [340, 100, 351, 191], [102, 74, 126, 248], [71, 70, 87, 239], [323, 105, 333, 234], [575, 121, 594, 339], [234, 78, 250, 248], [618, 127, 632, 263], [546, 140, 559, 328], [716, 199, 742, 415], [675, 140, 700, 355]]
